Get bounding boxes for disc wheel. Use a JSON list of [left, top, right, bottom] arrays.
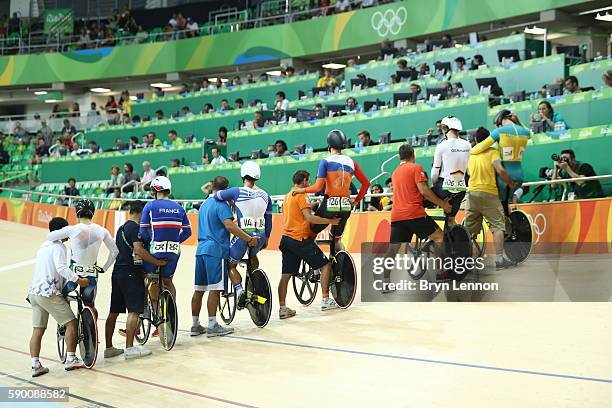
[[246, 269, 273, 328], [504, 210, 533, 264], [135, 295, 153, 345], [444, 224, 473, 281], [56, 324, 67, 363], [330, 251, 357, 309], [78, 306, 98, 368], [292, 261, 318, 306], [158, 289, 178, 351], [219, 282, 237, 324]]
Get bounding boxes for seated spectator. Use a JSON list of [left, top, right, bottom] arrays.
[[167, 130, 183, 146], [258, 73, 269, 82], [368, 184, 385, 211], [168, 13, 178, 29], [346, 58, 356, 68], [154, 110, 164, 120], [274, 140, 291, 156], [470, 54, 486, 70], [357, 130, 377, 147], [107, 188, 125, 211], [201, 103, 214, 114], [551, 149, 604, 199], [38, 119, 53, 145], [215, 78, 223, 89], [379, 39, 398, 59], [105, 95, 118, 114], [396, 59, 408, 70], [285, 66, 295, 77], [390, 74, 400, 84], [49, 138, 65, 157], [219, 99, 233, 112], [603, 70, 612, 87], [410, 83, 422, 98], [131, 115, 141, 125], [181, 106, 194, 117], [156, 168, 167, 177], [232, 76, 242, 86], [87, 141, 101, 154], [336, 0, 351, 12], [13, 121, 28, 141], [317, 68, 337, 89], [217, 126, 228, 146], [235, 98, 244, 109], [345, 97, 362, 113], [106, 166, 125, 193], [0, 142, 8, 165], [426, 120, 444, 144], [171, 158, 180, 168], [454, 56, 468, 71], [186, 17, 199, 37], [418, 63, 430, 77], [62, 178, 80, 206], [123, 162, 141, 192], [32, 138, 50, 164], [209, 147, 227, 165], [452, 82, 465, 97], [135, 25, 148, 43], [145, 132, 162, 148], [383, 177, 393, 210], [254, 111, 265, 128], [140, 161, 156, 185], [179, 83, 190, 96], [128, 136, 140, 149], [441, 33, 453, 48], [361, 0, 379, 7], [266, 145, 275, 157], [534, 100, 570, 131], [564, 75, 581, 94], [112, 138, 127, 151], [275, 91, 289, 112], [246, 73, 256, 84]]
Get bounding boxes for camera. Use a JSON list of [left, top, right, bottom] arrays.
[[551, 153, 570, 164], [539, 167, 555, 179]]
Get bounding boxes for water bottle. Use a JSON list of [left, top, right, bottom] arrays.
[[163, 141, 169, 148], [424, 137, 429, 147], [355, 140, 361, 151], [411, 135, 417, 146], [557, 121, 566, 132]]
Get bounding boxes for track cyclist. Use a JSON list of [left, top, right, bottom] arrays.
[[430, 116, 471, 226], [212, 161, 272, 310], [139, 176, 192, 334], [292, 129, 370, 251], [46, 199, 119, 309], [470, 109, 530, 215]]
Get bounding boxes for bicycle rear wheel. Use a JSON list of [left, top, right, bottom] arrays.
[[246, 269, 273, 328], [444, 224, 473, 281], [56, 325, 67, 363], [219, 283, 237, 324], [78, 306, 98, 368], [330, 251, 357, 309], [504, 210, 533, 264], [158, 289, 178, 351], [135, 295, 153, 345], [292, 261, 318, 306]]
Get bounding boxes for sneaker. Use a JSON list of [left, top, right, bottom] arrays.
[[32, 365, 49, 378], [104, 347, 124, 358], [321, 298, 339, 311], [124, 346, 152, 360], [65, 357, 85, 371], [206, 323, 234, 338], [236, 290, 248, 310], [152, 328, 159, 337], [190, 324, 207, 336], [496, 258, 516, 270], [279, 306, 296, 319]]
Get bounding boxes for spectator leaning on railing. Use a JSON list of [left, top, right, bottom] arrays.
[[551, 149, 604, 199], [62, 178, 80, 206]]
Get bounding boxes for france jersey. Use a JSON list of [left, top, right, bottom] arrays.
[[139, 199, 192, 276], [214, 186, 272, 263]]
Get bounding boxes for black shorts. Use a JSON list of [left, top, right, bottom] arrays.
[[279, 235, 329, 275], [390, 216, 439, 243], [310, 197, 351, 238], [110, 271, 145, 314], [432, 180, 465, 217]]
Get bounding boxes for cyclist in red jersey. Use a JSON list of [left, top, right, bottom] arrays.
[[293, 129, 370, 251]]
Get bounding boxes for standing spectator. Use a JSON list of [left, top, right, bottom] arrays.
[[62, 178, 80, 206], [135, 25, 148, 43], [70, 103, 80, 118], [61, 119, 76, 135], [107, 166, 126, 193], [176, 13, 187, 31], [105, 96, 118, 114], [564, 76, 581, 94], [39, 120, 53, 146], [209, 147, 227, 165], [316, 69, 337, 89], [141, 161, 156, 185], [216, 126, 228, 146], [13, 121, 28, 141], [167, 130, 184, 146], [50, 104, 62, 119], [88, 102, 100, 118], [119, 91, 132, 115]]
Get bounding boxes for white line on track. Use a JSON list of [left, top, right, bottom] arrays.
[[0, 259, 35, 273]]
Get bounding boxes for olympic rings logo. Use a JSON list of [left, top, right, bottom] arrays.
[[525, 213, 547, 244], [371, 7, 407, 37]]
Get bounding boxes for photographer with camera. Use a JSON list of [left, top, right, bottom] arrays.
[[551, 149, 604, 200]]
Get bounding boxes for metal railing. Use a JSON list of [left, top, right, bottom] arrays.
[[0, 110, 128, 136]]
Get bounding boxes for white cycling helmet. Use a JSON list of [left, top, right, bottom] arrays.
[[241, 161, 261, 180], [151, 176, 172, 192], [441, 115, 463, 131]]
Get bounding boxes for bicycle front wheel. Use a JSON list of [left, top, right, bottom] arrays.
[[246, 269, 273, 328], [219, 283, 237, 325], [79, 306, 98, 368], [292, 261, 318, 306], [56, 325, 67, 363], [158, 289, 178, 351], [330, 251, 357, 309], [135, 295, 153, 345]]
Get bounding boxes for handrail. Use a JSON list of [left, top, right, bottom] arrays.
[[369, 153, 399, 185], [1, 174, 609, 209]]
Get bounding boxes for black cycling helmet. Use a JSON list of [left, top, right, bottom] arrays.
[[327, 129, 347, 150], [494, 109, 514, 127], [75, 199, 95, 219]]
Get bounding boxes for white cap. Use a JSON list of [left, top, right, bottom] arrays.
[[241, 161, 261, 180], [151, 176, 172, 192], [441, 116, 463, 131]]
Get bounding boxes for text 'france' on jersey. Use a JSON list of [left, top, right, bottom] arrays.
[[139, 199, 192, 256]]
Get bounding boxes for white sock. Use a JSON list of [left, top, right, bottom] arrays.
[[66, 352, 75, 362], [192, 316, 200, 326], [32, 357, 40, 367], [496, 255, 504, 263], [208, 316, 217, 328]]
